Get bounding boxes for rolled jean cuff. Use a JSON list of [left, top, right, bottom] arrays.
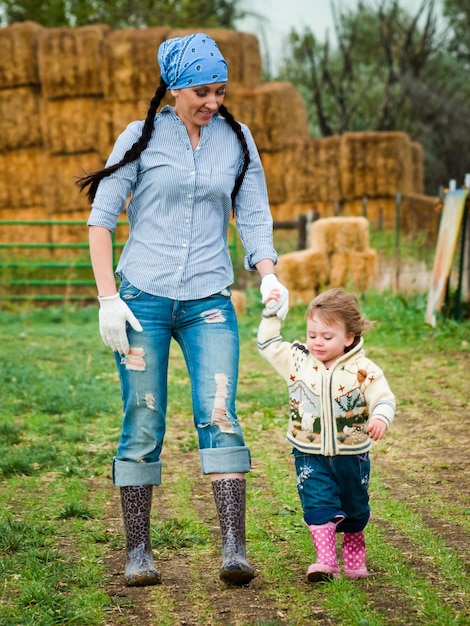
[[199, 446, 251, 474], [336, 511, 370, 533], [303, 507, 347, 527], [112, 458, 162, 487]]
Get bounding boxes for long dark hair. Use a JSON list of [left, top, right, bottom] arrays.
[[76, 78, 250, 211]]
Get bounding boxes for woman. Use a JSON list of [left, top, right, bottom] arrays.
[[78, 32, 288, 587]]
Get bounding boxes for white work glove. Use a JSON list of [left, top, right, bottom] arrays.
[[97, 293, 143, 355], [260, 273, 289, 320]]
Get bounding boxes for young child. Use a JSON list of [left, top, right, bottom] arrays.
[[257, 287, 395, 582]]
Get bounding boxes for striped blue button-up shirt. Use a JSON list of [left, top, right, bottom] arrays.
[[87, 105, 277, 300]]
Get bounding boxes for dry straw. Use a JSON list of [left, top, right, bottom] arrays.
[[340, 131, 414, 199], [0, 149, 44, 208], [276, 217, 377, 303], [0, 21, 43, 88], [38, 24, 110, 99], [307, 216, 369, 253], [42, 98, 104, 155], [276, 248, 330, 305], [226, 82, 310, 153], [0, 86, 42, 151], [102, 27, 170, 102], [330, 250, 378, 291]]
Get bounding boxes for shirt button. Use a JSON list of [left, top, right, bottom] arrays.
[[182, 243, 187, 248], [178, 266, 183, 270], [188, 194, 192, 198], [190, 171, 195, 176], [185, 219, 190, 224]]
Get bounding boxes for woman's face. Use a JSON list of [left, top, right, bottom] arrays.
[[171, 82, 226, 131]]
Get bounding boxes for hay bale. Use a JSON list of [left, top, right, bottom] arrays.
[[231, 289, 246, 316], [42, 97, 105, 155], [341, 197, 398, 230], [237, 32, 263, 88], [0, 86, 42, 151], [0, 149, 44, 208], [43, 153, 104, 213], [0, 207, 51, 245], [340, 131, 414, 199], [308, 217, 369, 253], [259, 151, 287, 204], [102, 27, 170, 102], [275, 249, 330, 305], [410, 141, 424, 194], [261, 136, 341, 204], [276, 201, 338, 221], [329, 250, 378, 292], [98, 99, 164, 160], [166, 28, 262, 87], [0, 21, 43, 88], [270, 202, 313, 222], [48, 210, 90, 251], [225, 83, 309, 152], [284, 137, 341, 203], [309, 201, 339, 219], [39, 24, 110, 99]]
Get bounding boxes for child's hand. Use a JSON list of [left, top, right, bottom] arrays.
[[265, 288, 281, 306], [366, 418, 387, 441]]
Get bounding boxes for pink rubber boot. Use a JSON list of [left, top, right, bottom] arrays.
[[342, 530, 369, 579], [305, 521, 341, 582]]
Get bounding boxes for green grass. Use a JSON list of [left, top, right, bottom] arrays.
[[0, 293, 469, 624]]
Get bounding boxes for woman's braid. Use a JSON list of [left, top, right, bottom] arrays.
[[76, 79, 168, 203], [218, 104, 251, 209]]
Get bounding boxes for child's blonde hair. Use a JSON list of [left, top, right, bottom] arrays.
[[306, 288, 373, 350]]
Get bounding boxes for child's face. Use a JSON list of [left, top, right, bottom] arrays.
[[306, 314, 355, 369]]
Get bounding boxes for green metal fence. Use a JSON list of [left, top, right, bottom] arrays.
[[0, 220, 238, 303]]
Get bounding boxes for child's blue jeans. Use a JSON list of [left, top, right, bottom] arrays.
[[293, 449, 371, 532]]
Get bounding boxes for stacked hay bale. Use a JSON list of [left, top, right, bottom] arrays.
[[225, 82, 310, 154], [0, 22, 46, 244], [0, 22, 438, 259], [338, 131, 415, 229], [275, 216, 377, 305], [38, 24, 112, 247], [260, 135, 341, 221], [251, 114, 437, 237]]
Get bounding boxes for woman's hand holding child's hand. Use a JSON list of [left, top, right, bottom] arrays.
[[260, 274, 289, 319]]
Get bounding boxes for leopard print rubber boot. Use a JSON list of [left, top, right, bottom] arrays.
[[211, 478, 255, 585], [120, 485, 161, 586]]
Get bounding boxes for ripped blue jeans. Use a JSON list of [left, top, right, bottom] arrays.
[[112, 278, 250, 487]]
